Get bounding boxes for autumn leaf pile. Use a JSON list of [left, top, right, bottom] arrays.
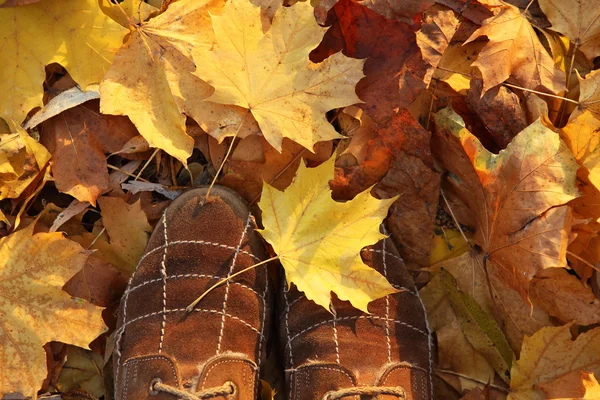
[[2, 0, 600, 398]]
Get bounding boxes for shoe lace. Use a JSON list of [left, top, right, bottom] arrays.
[[150, 378, 236, 399], [323, 386, 406, 400]]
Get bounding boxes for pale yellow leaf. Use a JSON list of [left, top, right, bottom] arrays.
[[258, 156, 397, 312], [538, 0, 600, 61], [0, 223, 107, 397], [509, 324, 600, 400], [0, 0, 127, 123], [193, 0, 364, 152]]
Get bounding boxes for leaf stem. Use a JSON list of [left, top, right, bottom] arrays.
[[566, 250, 600, 272], [185, 255, 279, 313], [435, 369, 509, 393], [204, 110, 250, 201]]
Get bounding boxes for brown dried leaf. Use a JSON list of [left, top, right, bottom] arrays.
[[40, 100, 138, 205]]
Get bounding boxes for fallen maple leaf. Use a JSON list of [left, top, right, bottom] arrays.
[[315, 0, 428, 122], [559, 110, 600, 280], [258, 156, 397, 312], [100, 0, 251, 164], [538, 0, 600, 61], [0, 222, 107, 397], [509, 324, 600, 400], [0, 123, 50, 200], [465, 4, 565, 94], [530, 268, 600, 326], [433, 106, 580, 299], [40, 100, 138, 206], [193, 0, 364, 152], [0, 0, 127, 124]]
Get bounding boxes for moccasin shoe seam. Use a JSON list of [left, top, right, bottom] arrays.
[[122, 355, 179, 400]]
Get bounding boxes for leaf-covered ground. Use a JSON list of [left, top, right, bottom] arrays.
[[1, 0, 600, 398]]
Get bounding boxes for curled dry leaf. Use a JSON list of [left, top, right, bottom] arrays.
[[416, 5, 460, 87], [509, 324, 600, 400], [40, 100, 138, 205], [193, 0, 364, 152], [538, 0, 600, 61], [258, 156, 397, 312], [0, 0, 126, 124], [466, 78, 528, 149], [0, 222, 107, 398], [73, 197, 151, 275], [433, 106, 580, 300], [0, 122, 50, 200], [56, 345, 105, 399], [465, 4, 566, 94]]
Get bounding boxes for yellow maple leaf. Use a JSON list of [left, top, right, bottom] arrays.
[[432, 106, 580, 299], [560, 110, 600, 194], [509, 324, 600, 400], [257, 156, 397, 312], [464, 4, 565, 94], [0, 0, 127, 124], [0, 222, 107, 398], [193, 0, 365, 152], [99, 0, 260, 164], [0, 123, 50, 200], [538, 0, 600, 61]]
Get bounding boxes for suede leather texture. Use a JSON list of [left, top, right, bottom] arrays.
[[280, 236, 434, 400], [114, 187, 271, 400]]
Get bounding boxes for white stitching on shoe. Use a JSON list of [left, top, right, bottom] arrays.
[[331, 304, 340, 365], [285, 315, 427, 348], [115, 308, 263, 336], [114, 274, 134, 393], [126, 273, 262, 297], [138, 240, 260, 264], [382, 239, 392, 364], [216, 213, 252, 355], [283, 279, 294, 369], [365, 248, 417, 295], [158, 213, 169, 354], [257, 264, 268, 370]]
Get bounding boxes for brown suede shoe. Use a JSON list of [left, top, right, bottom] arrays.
[[280, 233, 433, 400], [114, 186, 271, 400]]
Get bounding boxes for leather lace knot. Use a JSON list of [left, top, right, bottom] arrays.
[[150, 378, 235, 399], [323, 386, 406, 400]]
